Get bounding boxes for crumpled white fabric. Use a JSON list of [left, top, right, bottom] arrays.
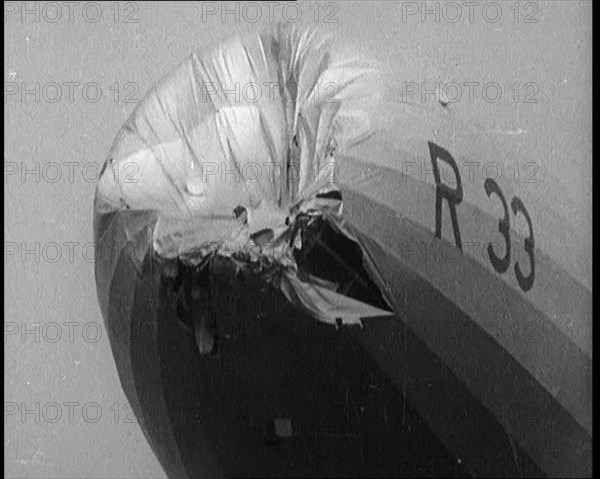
[[96, 24, 382, 255], [95, 24, 391, 324]]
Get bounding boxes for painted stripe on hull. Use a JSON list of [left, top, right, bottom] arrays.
[[106, 250, 213, 479], [340, 164, 592, 437], [339, 156, 592, 359], [342, 196, 592, 477]]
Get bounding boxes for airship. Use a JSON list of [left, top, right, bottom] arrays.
[[94, 23, 591, 478]]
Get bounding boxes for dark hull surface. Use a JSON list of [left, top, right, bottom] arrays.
[[106, 246, 559, 478]]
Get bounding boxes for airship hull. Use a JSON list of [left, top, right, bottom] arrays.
[[98, 144, 592, 478], [103, 243, 572, 478]]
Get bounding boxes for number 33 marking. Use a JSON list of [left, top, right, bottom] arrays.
[[484, 178, 535, 292]]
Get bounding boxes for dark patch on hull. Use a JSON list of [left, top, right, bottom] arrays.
[[107, 251, 469, 478], [105, 229, 587, 478]]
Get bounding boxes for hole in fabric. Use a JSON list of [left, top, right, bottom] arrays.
[[316, 190, 343, 200]]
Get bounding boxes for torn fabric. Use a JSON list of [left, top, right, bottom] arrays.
[[95, 24, 391, 325]]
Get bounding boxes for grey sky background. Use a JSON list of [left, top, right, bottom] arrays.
[[5, 2, 591, 478]]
